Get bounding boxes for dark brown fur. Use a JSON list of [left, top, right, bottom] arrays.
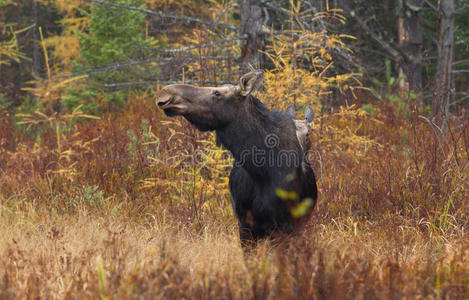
[[156, 71, 317, 246]]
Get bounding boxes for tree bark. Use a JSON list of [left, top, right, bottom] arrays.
[[397, 0, 422, 94], [433, 0, 455, 129], [239, 0, 265, 72]]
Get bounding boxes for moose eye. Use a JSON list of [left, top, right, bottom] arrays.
[[213, 91, 221, 97]]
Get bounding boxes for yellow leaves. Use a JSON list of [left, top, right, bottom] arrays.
[[319, 47, 326, 57], [290, 197, 314, 218], [338, 34, 356, 40], [36, 2, 89, 69], [276, 188, 298, 201], [17, 104, 100, 128], [289, 0, 302, 14], [61, 16, 89, 33], [37, 0, 87, 16], [0, 0, 15, 6], [22, 75, 88, 109], [276, 187, 313, 219], [44, 35, 81, 68], [311, 105, 383, 164], [142, 125, 231, 209], [261, 6, 361, 114], [206, 0, 237, 24], [56, 0, 87, 14], [0, 24, 32, 66]]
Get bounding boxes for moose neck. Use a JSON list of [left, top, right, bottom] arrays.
[[216, 96, 281, 177]]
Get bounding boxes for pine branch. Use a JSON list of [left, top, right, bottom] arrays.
[[449, 94, 469, 106]]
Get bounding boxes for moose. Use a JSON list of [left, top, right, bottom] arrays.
[[155, 70, 318, 246]]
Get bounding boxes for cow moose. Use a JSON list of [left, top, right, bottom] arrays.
[[155, 70, 318, 246]]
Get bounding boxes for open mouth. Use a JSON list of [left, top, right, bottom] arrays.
[[157, 96, 174, 108], [156, 96, 185, 116], [163, 107, 179, 116]]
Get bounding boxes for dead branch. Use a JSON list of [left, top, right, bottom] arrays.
[[456, 3, 469, 13], [344, 4, 402, 60], [154, 35, 247, 54], [453, 59, 469, 66], [85, 0, 237, 31], [423, 0, 438, 11], [85, 80, 233, 87], [55, 56, 237, 78]]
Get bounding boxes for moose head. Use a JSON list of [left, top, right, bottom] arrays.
[[155, 70, 264, 132]]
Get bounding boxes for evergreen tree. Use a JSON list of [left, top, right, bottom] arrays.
[[62, 0, 161, 113]]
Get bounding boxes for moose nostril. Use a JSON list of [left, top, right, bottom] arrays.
[[157, 100, 168, 107], [157, 97, 173, 107]]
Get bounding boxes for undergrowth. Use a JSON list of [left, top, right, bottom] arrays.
[[1, 90, 468, 299]]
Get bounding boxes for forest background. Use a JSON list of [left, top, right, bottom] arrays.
[[1, 0, 469, 298]]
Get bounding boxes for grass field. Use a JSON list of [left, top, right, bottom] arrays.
[[1, 208, 467, 299], [1, 97, 468, 299]]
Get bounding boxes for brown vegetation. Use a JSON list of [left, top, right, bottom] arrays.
[[1, 92, 468, 299]]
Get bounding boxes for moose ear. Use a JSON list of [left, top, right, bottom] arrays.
[[304, 106, 314, 125], [237, 70, 264, 96], [285, 104, 295, 118]]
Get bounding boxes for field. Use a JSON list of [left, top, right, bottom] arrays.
[[1, 95, 468, 299]]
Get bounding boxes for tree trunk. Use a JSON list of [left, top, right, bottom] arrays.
[[433, 0, 455, 129], [397, 0, 422, 94], [239, 0, 265, 72], [32, 0, 41, 78]]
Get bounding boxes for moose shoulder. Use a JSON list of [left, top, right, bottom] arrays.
[[156, 70, 318, 246]]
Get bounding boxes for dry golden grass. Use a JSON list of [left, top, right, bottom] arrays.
[[1, 205, 468, 299]]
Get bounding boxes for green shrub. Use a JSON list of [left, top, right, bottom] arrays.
[[62, 0, 162, 113]]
